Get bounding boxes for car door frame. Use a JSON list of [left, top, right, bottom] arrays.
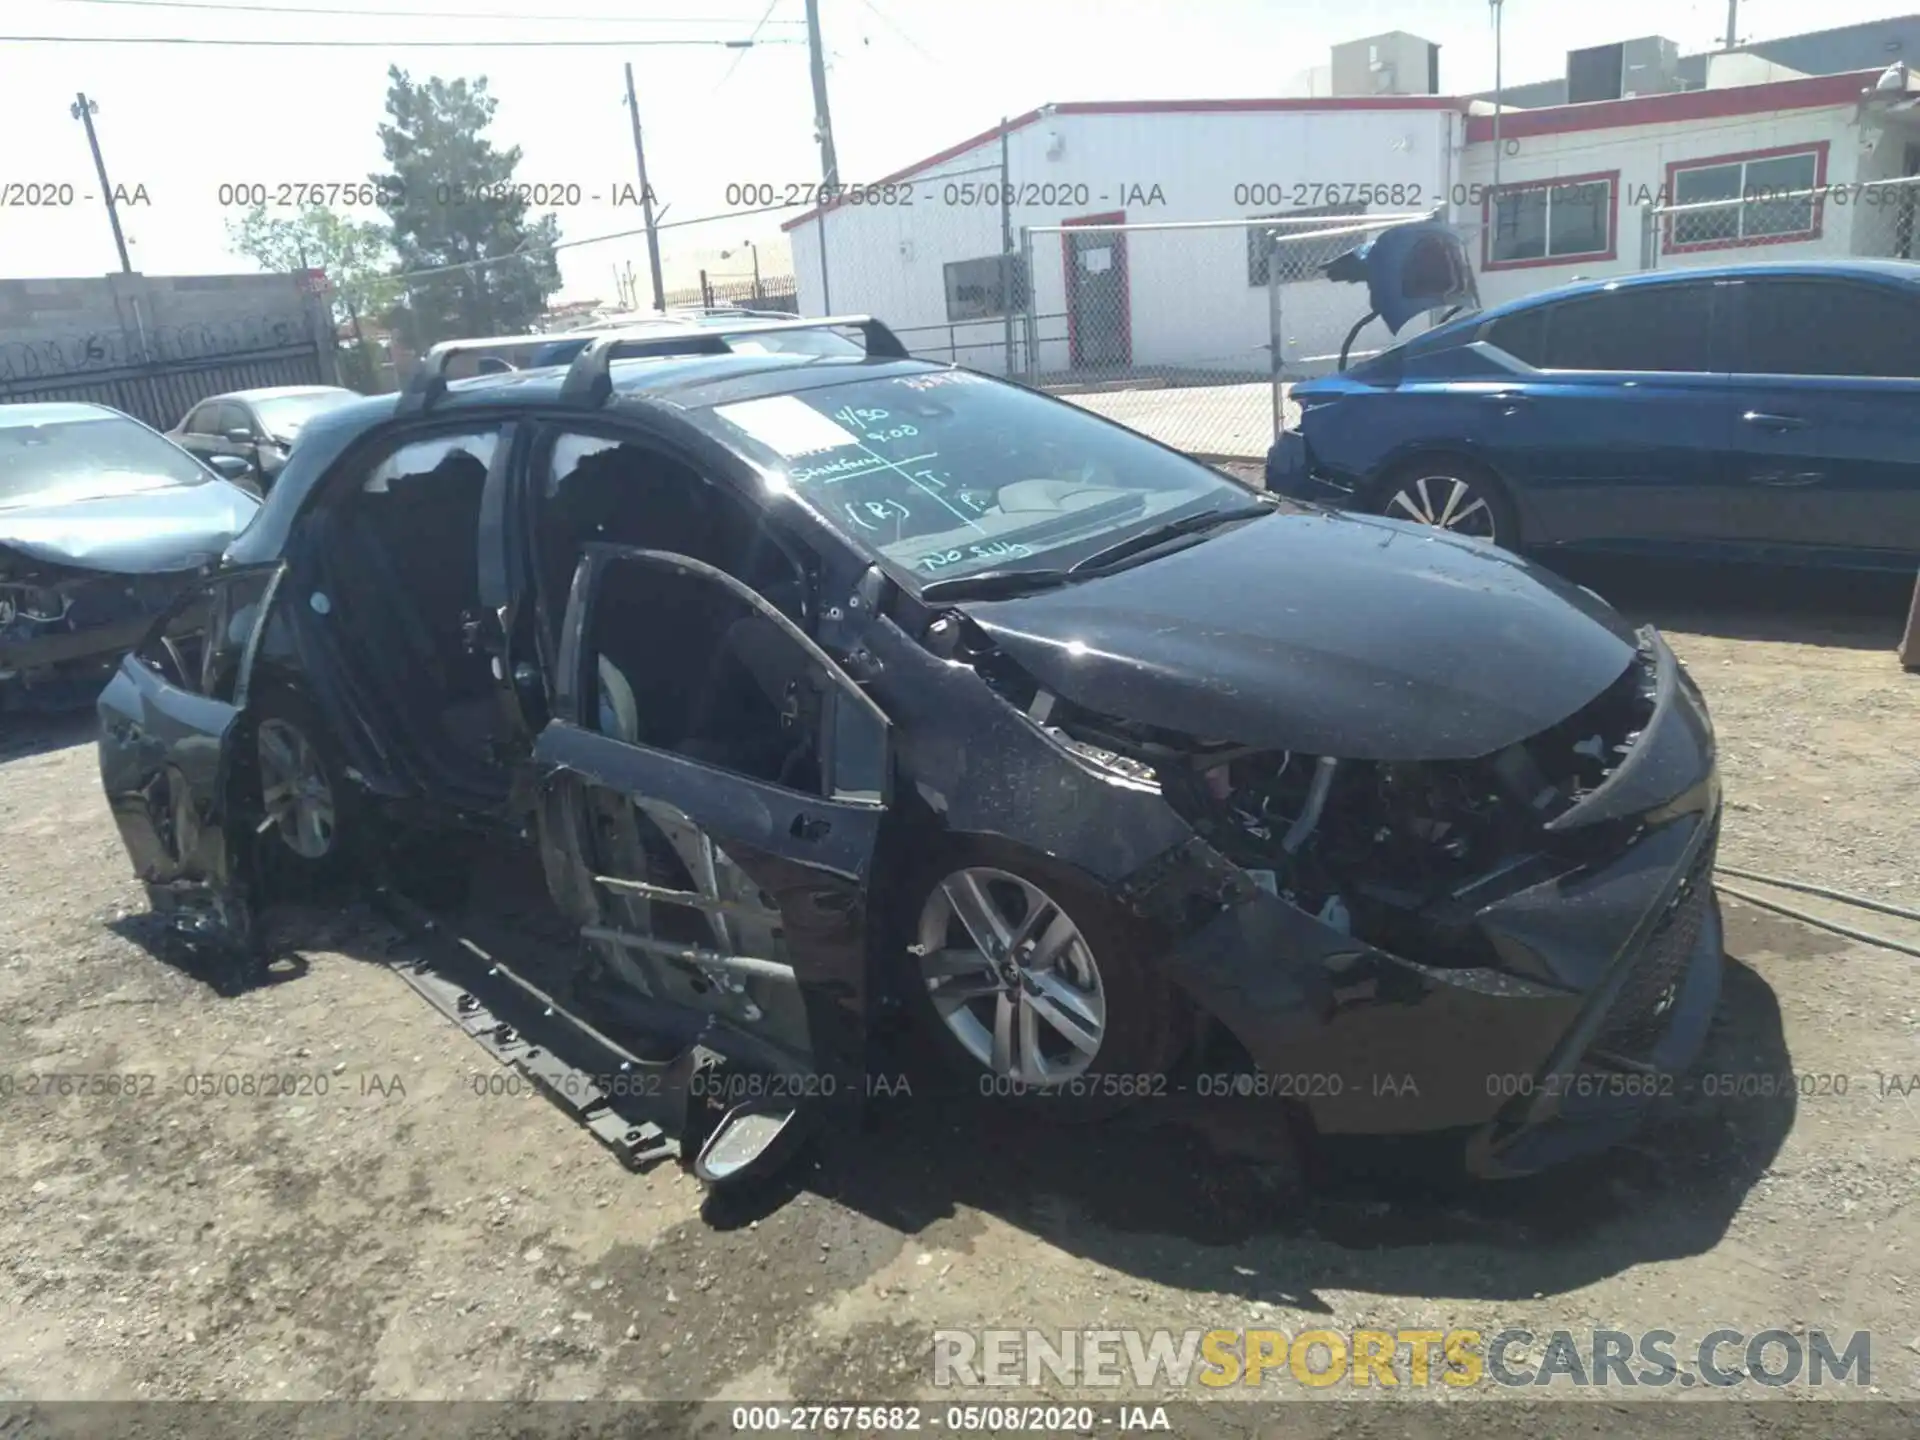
[[96, 560, 290, 939], [481, 412, 824, 766], [176, 400, 222, 461], [187, 400, 254, 480], [1463, 277, 1743, 548], [284, 413, 521, 815], [528, 541, 892, 1093], [1718, 271, 1920, 559]]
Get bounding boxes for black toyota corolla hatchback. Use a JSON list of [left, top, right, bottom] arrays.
[[97, 315, 1723, 1187]]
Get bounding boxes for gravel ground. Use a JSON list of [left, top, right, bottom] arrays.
[[0, 553, 1916, 1430]]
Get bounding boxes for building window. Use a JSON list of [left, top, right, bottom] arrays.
[[1247, 202, 1368, 287], [1483, 174, 1617, 270], [943, 254, 1030, 322], [1666, 144, 1826, 250]]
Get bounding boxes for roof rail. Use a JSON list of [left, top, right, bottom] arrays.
[[395, 333, 551, 416], [400, 315, 909, 415], [556, 314, 910, 409]]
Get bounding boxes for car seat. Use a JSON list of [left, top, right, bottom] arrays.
[[596, 654, 642, 743]]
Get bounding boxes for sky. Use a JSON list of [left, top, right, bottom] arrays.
[[0, 0, 1913, 302]]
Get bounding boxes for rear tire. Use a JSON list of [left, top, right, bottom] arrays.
[[1369, 455, 1518, 549], [895, 840, 1183, 1122], [248, 686, 357, 893]]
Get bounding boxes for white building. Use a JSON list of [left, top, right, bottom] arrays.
[[786, 93, 1465, 380], [1462, 61, 1920, 311], [784, 24, 1920, 385]]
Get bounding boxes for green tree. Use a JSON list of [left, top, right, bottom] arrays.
[[225, 204, 400, 352], [373, 66, 562, 349]]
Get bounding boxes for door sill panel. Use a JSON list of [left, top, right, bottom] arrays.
[[371, 886, 819, 1179]]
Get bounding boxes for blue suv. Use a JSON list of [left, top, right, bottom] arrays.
[[1266, 260, 1920, 570]]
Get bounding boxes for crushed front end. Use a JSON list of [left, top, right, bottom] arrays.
[[0, 551, 193, 703], [1002, 625, 1722, 1176]]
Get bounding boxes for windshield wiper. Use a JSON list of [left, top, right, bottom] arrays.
[[918, 567, 1075, 602], [1067, 500, 1273, 575]]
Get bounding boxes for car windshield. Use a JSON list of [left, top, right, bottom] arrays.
[[702, 370, 1250, 584], [253, 390, 358, 437], [0, 413, 211, 508]]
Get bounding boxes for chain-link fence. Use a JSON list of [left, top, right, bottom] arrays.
[[663, 273, 800, 312], [789, 157, 1024, 375], [1638, 173, 1920, 269], [1011, 213, 1430, 460]]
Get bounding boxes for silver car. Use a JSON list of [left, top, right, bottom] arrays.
[[168, 384, 361, 494]]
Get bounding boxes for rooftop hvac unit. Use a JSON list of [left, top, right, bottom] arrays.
[[1567, 35, 1680, 103], [1330, 31, 1440, 96]]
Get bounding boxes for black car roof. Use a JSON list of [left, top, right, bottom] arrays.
[[292, 350, 934, 436], [227, 349, 944, 565]]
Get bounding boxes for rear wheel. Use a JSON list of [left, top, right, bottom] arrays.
[[1371, 456, 1517, 548], [249, 687, 356, 889]]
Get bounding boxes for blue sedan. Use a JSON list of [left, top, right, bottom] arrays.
[[1266, 260, 1920, 571]]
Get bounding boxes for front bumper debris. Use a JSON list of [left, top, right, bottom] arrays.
[[1263, 430, 1352, 505], [0, 570, 186, 681], [1135, 630, 1723, 1176]]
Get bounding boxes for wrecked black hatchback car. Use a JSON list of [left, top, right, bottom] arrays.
[[97, 315, 1722, 1186]]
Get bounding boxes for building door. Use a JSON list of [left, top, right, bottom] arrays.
[[1062, 211, 1131, 370]]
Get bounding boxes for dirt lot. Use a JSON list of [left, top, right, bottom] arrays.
[[1, 556, 1918, 1430]]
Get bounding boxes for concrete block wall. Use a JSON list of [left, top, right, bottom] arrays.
[[0, 272, 329, 381]]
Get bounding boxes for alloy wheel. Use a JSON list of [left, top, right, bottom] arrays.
[[915, 866, 1107, 1086], [257, 718, 336, 861], [1385, 473, 1499, 542]]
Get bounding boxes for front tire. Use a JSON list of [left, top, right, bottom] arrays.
[[900, 843, 1182, 1120], [1370, 456, 1517, 548]]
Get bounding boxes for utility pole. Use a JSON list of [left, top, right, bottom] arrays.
[[1490, 2, 1504, 203], [804, 0, 838, 312], [623, 62, 667, 313], [999, 118, 1014, 376], [1724, 0, 1739, 49], [70, 93, 132, 274]]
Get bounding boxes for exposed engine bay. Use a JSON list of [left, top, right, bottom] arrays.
[[963, 623, 1662, 961]]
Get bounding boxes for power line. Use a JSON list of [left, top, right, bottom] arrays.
[[47, 0, 801, 21], [856, 0, 935, 65], [389, 200, 807, 283], [0, 32, 803, 46], [710, 0, 783, 94]]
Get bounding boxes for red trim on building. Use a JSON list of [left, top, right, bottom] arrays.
[[1060, 211, 1130, 370], [1659, 140, 1830, 255], [1463, 69, 1879, 142], [782, 97, 1468, 231], [781, 69, 1885, 234], [1479, 169, 1621, 272], [1053, 96, 1465, 117]]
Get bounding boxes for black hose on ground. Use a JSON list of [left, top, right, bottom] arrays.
[[1714, 876, 1920, 962], [1715, 862, 1920, 926]]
